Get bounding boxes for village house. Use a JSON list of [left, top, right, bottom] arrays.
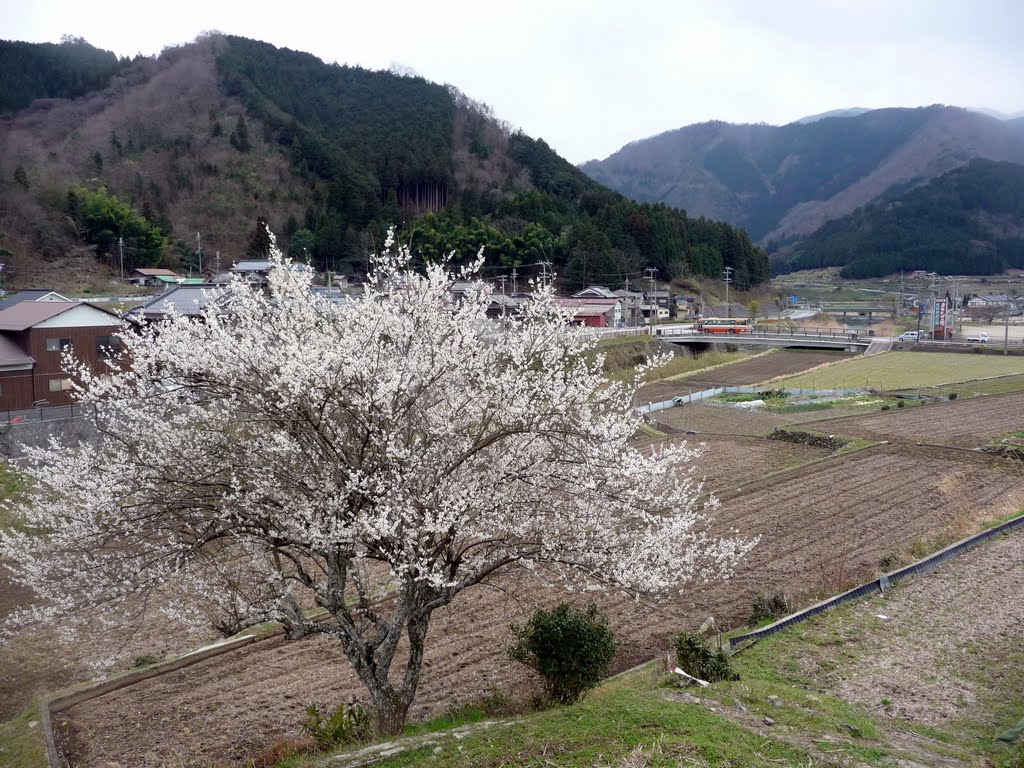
[[0, 298, 123, 409], [126, 268, 184, 287], [556, 297, 621, 327], [125, 283, 234, 323]]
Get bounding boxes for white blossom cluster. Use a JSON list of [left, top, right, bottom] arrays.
[[0, 228, 754, 723]]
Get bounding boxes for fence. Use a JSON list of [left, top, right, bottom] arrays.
[[729, 511, 1024, 649], [0, 402, 95, 426]]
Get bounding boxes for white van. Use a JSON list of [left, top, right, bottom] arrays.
[[897, 331, 920, 342]]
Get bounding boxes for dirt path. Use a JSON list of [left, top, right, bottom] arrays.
[[56, 443, 1024, 767]]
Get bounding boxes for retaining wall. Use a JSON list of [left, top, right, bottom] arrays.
[[729, 512, 1024, 649]]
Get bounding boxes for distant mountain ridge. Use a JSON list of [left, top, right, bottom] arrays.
[[0, 35, 770, 292], [581, 105, 1024, 252], [776, 158, 1024, 278]]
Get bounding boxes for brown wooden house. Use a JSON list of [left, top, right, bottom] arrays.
[[0, 301, 123, 409]]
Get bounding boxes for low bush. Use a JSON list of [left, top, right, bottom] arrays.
[[674, 631, 739, 682], [747, 591, 790, 626], [509, 603, 617, 705], [302, 701, 372, 751]]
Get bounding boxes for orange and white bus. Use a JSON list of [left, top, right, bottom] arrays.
[[697, 317, 752, 334]]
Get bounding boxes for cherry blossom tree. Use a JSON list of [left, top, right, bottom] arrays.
[[0, 230, 754, 735]]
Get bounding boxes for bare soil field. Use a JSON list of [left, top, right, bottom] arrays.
[[57, 443, 1024, 767], [0, 575, 219, 722], [638, 434, 833, 494], [638, 349, 850, 405], [828, 531, 1024, 727], [812, 389, 1024, 447]]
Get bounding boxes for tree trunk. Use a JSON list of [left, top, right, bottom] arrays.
[[370, 686, 409, 737]]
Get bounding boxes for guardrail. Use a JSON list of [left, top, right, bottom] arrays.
[[728, 512, 1024, 650]]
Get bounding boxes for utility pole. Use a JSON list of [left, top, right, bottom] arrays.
[[195, 231, 203, 273], [497, 274, 508, 319], [644, 267, 658, 329], [540, 262, 552, 291], [623, 276, 632, 326], [118, 236, 124, 283], [511, 267, 518, 295], [1005, 296, 1012, 356], [723, 266, 734, 318]]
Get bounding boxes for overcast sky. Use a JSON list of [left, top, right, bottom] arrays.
[[4, 0, 1023, 163]]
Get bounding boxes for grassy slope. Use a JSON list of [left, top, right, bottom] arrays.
[[305, 667, 820, 768], [774, 351, 1024, 391], [0, 705, 48, 768]]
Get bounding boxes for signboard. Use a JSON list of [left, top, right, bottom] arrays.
[[933, 300, 946, 327]]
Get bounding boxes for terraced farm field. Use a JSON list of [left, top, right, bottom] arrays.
[[57, 443, 1024, 767], [637, 349, 849, 405], [813, 389, 1024, 447], [774, 351, 1024, 391]]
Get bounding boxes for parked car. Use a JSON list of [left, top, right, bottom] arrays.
[[897, 331, 920, 342], [965, 331, 990, 343]]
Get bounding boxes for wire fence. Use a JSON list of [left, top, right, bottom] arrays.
[[729, 512, 1024, 649]]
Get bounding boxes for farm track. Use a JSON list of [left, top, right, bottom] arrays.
[[58, 442, 1024, 767], [637, 349, 851, 405], [810, 388, 1024, 447]]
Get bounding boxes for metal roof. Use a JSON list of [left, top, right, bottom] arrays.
[[0, 289, 70, 311], [130, 268, 180, 277], [130, 284, 233, 320], [0, 301, 79, 331]]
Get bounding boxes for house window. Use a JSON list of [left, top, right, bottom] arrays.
[[49, 378, 73, 393], [96, 335, 123, 357], [46, 337, 72, 352]]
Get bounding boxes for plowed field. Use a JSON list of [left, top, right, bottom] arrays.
[[58, 443, 1024, 767], [638, 349, 850, 405], [812, 389, 1024, 447]]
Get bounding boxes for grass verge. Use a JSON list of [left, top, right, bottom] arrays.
[[0, 704, 48, 768], [299, 666, 820, 767]]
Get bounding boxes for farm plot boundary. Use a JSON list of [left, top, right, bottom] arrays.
[[729, 510, 1024, 650], [40, 631, 275, 767]]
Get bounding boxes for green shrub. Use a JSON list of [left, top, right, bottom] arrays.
[[509, 603, 617, 705], [302, 701, 372, 751], [674, 631, 739, 682], [948, 392, 959, 400], [897, 399, 906, 408], [880, 404, 890, 411], [747, 591, 789, 626]]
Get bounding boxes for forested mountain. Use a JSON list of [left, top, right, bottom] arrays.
[[0, 37, 127, 113], [580, 106, 1024, 252], [0, 35, 769, 292], [774, 159, 1024, 278]]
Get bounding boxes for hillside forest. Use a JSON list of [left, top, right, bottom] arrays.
[[774, 159, 1024, 278], [0, 35, 769, 293]]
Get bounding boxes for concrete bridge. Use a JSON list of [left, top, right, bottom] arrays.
[[654, 324, 881, 352]]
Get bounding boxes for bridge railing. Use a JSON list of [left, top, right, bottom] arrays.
[[656, 325, 870, 341]]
